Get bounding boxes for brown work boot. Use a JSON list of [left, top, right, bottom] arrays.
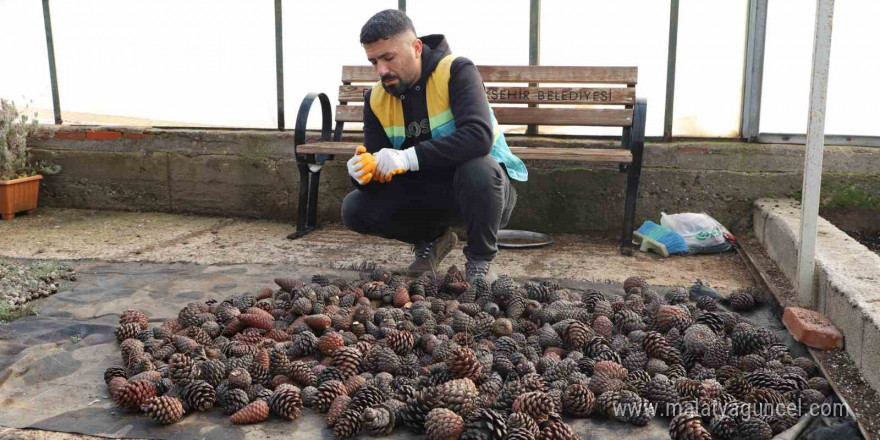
[[407, 230, 458, 277]]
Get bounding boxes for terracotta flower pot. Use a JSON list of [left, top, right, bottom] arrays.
[[0, 174, 43, 220]]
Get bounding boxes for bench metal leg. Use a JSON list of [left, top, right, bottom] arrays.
[[621, 167, 641, 256], [620, 99, 647, 255], [288, 162, 325, 240], [307, 168, 321, 228], [288, 162, 313, 239]]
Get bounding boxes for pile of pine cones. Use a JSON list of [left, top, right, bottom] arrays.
[[104, 267, 831, 440]]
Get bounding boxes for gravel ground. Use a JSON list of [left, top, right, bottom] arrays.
[[0, 258, 75, 312]]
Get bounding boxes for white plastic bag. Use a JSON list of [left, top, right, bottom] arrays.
[[660, 212, 731, 253]]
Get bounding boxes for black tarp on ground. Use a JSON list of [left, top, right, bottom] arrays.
[[0, 260, 842, 440]]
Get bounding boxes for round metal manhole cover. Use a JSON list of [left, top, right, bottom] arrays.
[[497, 229, 553, 249]]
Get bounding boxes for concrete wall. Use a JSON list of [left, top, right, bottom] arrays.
[[753, 198, 880, 392], [27, 125, 880, 233]]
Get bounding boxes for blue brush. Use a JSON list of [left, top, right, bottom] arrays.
[[633, 221, 688, 257]]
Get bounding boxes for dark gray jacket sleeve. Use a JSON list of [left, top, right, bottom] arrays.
[[412, 57, 494, 169]]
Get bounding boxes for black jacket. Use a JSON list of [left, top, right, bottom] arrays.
[[355, 34, 494, 188]]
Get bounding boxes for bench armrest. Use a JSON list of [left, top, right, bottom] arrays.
[[294, 93, 333, 159]]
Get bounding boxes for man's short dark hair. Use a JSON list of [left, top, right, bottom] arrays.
[[360, 9, 416, 45]]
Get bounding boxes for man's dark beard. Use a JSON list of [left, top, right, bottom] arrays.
[[381, 74, 410, 96]]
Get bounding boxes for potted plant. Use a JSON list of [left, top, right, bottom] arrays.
[[0, 98, 59, 220]]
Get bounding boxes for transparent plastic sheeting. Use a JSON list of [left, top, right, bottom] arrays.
[[22, 0, 277, 128], [673, 0, 748, 138], [0, 0, 53, 123], [539, 0, 670, 137], [761, 0, 880, 136]]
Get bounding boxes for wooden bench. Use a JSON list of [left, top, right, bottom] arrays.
[[290, 65, 646, 255]]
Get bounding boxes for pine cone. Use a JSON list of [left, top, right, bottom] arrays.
[[427, 408, 466, 440], [304, 314, 332, 330], [513, 392, 555, 423], [684, 324, 717, 356], [643, 377, 680, 417], [230, 399, 270, 424], [108, 377, 129, 401], [656, 305, 691, 333], [709, 415, 738, 439], [536, 417, 576, 440], [504, 427, 536, 440], [662, 287, 687, 305], [729, 290, 756, 312], [364, 345, 400, 374], [507, 412, 539, 435], [115, 323, 142, 343], [269, 385, 303, 420], [274, 277, 301, 292], [593, 361, 628, 380], [104, 365, 128, 384], [588, 374, 624, 396], [172, 335, 199, 354], [387, 330, 415, 355], [562, 322, 591, 350], [287, 361, 316, 387], [624, 276, 648, 293], [362, 406, 396, 436], [318, 332, 345, 357], [447, 346, 484, 381], [561, 384, 595, 417], [642, 331, 682, 365], [738, 418, 773, 440], [314, 380, 348, 413], [181, 380, 216, 412], [196, 359, 226, 387], [669, 410, 711, 440], [220, 388, 250, 415], [434, 378, 480, 417], [350, 384, 386, 412], [332, 346, 363, 379], [140, 396, 185, 424], [463, 408, 508, 440], [120, 309, 149, 330], [334, 409, 363, 439], [228, 367, 252, 389], [327, 394, 352, 426], [114, 380, 158, 408], [696, 296, 717, 312], [592, 316, 613, 340]]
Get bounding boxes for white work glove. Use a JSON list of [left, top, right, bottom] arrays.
[[373, 147, 419, 183], [347, 146, 376, 185]]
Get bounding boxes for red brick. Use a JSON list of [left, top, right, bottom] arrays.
[[54, 131, 86, 140], [783, 307, 844, 350], [122, 132, 152, 139], [85, 131, 122, 141]]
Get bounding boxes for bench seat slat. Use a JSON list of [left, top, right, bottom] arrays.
[[342, 66, 638, 84], [336, 106, 633, 127], [297, 142, 633, 163]]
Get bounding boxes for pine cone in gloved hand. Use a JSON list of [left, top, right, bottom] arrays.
[[347, 146, 377, 185], [373, 147, 419, 182]]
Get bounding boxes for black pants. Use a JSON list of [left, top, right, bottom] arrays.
[[341, 155, 517, 262]]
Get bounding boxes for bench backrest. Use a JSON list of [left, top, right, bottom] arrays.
[[335, 65, 637, 130]]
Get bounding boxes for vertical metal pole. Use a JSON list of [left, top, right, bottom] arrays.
[[742, 0, 768, 141], [526, 0, 540, 136], [41, 0, 61, 125], [275, 0, 285, 130], [398, 0, 405, 12], [796, 0, 834, 308], [663, 0, 680, 141]]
